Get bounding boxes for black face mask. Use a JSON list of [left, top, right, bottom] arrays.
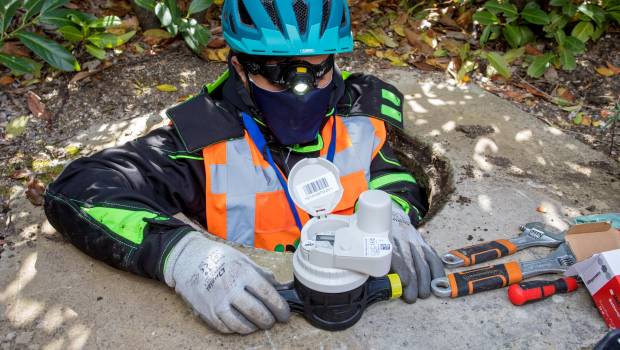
[[250, 79, 335, 146]]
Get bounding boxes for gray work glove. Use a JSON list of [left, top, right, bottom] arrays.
[[164, 232, 290, 334], [389, 204, 445, 303]]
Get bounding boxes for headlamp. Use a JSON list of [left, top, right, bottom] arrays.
[[238, 54, 334, 95], [287, 66, 314, 95]]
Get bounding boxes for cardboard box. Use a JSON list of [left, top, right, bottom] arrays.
[[564, 222, 620, 262], [564, 222, 620, 328]]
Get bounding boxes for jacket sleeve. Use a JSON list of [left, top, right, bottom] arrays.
[[369, 140, 428, 226], [44, 125, 207, 281]]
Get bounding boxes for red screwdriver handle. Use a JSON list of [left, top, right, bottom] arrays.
[[507, 277, 579, 306]]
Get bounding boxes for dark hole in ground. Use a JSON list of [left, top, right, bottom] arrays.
[[387, 126, 454, 224]]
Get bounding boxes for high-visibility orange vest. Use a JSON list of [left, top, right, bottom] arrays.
[[202, 116, 386, 251]]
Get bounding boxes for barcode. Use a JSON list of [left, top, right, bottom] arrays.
[[303, 177, 329, 195]]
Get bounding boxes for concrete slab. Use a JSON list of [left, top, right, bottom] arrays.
[[2, 68, 619, 350]]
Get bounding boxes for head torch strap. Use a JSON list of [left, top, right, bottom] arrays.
[[238, 54, 334, 89]]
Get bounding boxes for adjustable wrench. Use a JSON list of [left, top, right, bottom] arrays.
[[431, 243, 576, 298], [441, 222, 564, 268]]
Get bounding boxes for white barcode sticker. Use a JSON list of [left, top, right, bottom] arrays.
[[295, 172, 339, 204], [364, 237, 392, 257]]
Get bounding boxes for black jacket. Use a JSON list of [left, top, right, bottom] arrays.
[[44, 69, 427, 282]]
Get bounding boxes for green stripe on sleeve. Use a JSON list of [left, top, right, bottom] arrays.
[[83, 206, 169, 245], [206, 70, 230, 94], [382, 88, 401, 106], [168, 154, 204, 160], [381, 104, 402, 122], [369, 173, 417, 189], [378, 150, 401, 167], [389, 194, 422, 222]]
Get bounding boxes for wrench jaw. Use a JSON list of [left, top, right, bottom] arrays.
[[520, 244, 576, 279], [513, 222, 565, 250], [431, 277, 452, 298], [441, 253, 465, 268]]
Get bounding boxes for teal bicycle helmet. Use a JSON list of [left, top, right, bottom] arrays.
[[222, 0, 353, 56]]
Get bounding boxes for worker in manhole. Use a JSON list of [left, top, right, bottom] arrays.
[[44, 0, 444, 334]]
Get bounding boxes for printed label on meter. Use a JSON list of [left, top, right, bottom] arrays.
[[296, 172, 339, 205], [364, 237, 391, 257]]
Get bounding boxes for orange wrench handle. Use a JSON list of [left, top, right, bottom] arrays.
[[447, 261, 523, 298], [448, 239, 518, 266]]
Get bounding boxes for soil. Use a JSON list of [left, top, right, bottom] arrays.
[[475, 31, 620, 161], [455, 124, 495, 139]]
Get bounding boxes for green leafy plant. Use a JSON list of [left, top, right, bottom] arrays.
[[473, 0, 620, 78], [0, 0, 136, 77], [55, 13, 136, 60], [133, 0, 211, 54]]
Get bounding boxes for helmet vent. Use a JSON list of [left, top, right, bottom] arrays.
[[238, 0, 255, 27], [320, 0, 330, 35], [293, 0, 308, 35], [228, 13, 237, 34], [261, 0, 283, 32]]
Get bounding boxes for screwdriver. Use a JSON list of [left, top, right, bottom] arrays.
[[507, 277, 579, 306]]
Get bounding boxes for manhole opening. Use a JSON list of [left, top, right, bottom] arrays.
[[388, 127, 454, 224]]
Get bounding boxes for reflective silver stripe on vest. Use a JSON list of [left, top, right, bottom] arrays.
[[209, 138, 284, 246], [341, 116, 382, 182], [208, 116, 380, 246]]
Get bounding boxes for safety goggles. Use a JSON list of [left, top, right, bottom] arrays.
[[236, 53, 334, 95]]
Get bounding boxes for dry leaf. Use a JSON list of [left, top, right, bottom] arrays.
[[156, 84, 178, 92], [142, 29, 173, 46], [439, 14, 460, 28], [405, 28, 434, 56], [444, 31, 469, 41], [26, 178, 45, 206], [121, 16, 140, 31], [0, 75, 14, 85], [392, 23, 405, 37], [592, 120, 602, 127], [456, 9, 474, 27], [412, 61, 438, 71], [207, 37, 226, 49], [581, 114, 592, 126], [383, 49, 408, 66], [10, 169, 32, 179], [359, 1, 380, 13], [607, 62, 620, 75], [441, 38, 463, 56], [102, 0, 132, 16], [0, 41, 30, 57], [5, 115, 29, 139], [425, 57, 450, 70], [524, 44, 543, 56], [357, 31, 381, 48], [420, 32, 438, 48], [502, 90, 528, 102], [371, 29, 398, 48], [25, 91, 52, 121], [70, 71, 97, 84], [555, 86, 575, 102], [595, 66, 615, 77], [201, 46, 231, 62]]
